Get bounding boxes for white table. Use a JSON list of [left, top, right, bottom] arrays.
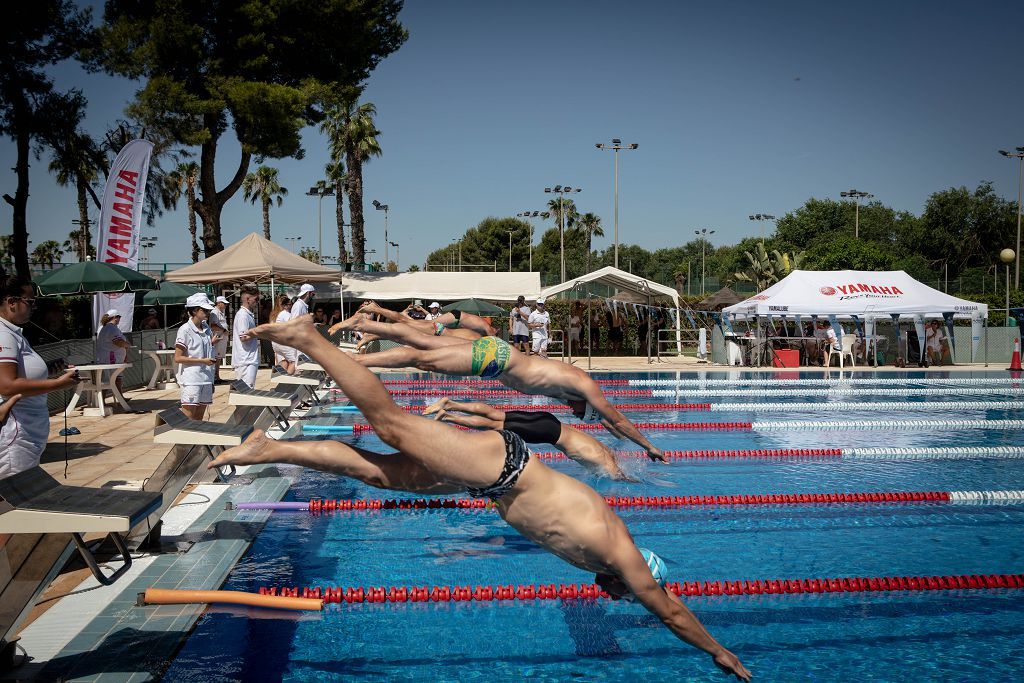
[[144, 349, 178, 390], [65, 363, 131, 417]]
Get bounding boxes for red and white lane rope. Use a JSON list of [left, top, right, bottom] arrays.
[[230, 489, 1024, 513], [388, 401, 1024, 414], [651, 387, 1024, 397], [632, 377, 1024, 387], [260, 573, 1024, 604], [339, 419, 1024, 434], [381, 379, 633, 387], [529, 446, 1024, 462]]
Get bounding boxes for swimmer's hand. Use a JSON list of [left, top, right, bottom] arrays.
[[713, 649, 751, 681], [646, 446, 666, 463]]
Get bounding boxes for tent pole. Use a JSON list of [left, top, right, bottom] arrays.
[[646, 287, 652, 365], [984, 318, 989, 367], [587, 292, 592, 371]]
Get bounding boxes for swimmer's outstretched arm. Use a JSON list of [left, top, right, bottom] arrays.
[[584, 391, 665, 462], [424, 398, 505, 422]]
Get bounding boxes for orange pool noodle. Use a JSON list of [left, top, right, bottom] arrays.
[[141, 588, 322, 611]]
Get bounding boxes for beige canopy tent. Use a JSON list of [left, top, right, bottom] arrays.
[[165, 233, 341, 285], [540, 266, 682, 363], [342, 271, 540, 302]]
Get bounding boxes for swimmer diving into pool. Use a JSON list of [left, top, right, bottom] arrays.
[[422, 397, 632, 481], [221, 314, 748, 680], [341, 301, 497, 339], [329, 313, 666, 462]]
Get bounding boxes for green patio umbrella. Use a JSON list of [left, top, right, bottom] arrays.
[[441, 298, 507, 316], [143, 281, 201, 305], [33, 261, 157, 296]]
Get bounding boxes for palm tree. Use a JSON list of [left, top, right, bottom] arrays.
[[576, 212, 604, 274], [325, 159, 349, 265], [47, 131, 106, 261], [31, 240, 64, 269], [166, 162, 202, 262], [320, 97, 382, 268], [242, 166, 288, 241], [734, 243, 805, 291]]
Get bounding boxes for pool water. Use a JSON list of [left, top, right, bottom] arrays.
[[166, 371, 1024, 681]]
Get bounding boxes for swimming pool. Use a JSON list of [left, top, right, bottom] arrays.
[[166, 370, 1024, 681]]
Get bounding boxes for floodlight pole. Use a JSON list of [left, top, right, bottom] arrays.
[[840, 189, 873, 240], [596, 139, 638, 269], [544, 186, 581, 282], [998, 148, 1024, 288]]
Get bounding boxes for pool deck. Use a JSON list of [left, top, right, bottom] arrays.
[[3, 356, 1006, 681]]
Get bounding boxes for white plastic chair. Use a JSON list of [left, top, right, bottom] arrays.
[[826, 334, 857, 369]]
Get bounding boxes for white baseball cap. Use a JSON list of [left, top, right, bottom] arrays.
[[104, 309, 121, 318], [536, 297, 546, 305], [215, 295, 230, 304], [299, 284, 316, 295], [429, 301, 441, 309], [185, 293, 215, 310]]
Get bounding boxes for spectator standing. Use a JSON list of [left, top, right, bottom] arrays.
[[607, 305, 624, 354], [328, 307, 344, 327], [210, 296, 230, 384], [568, 303, 582, 348], [528, 298, 551, 358], [509, 295, 531, 353], [174, 293, 218, 420], [291, 283, 315, 318], [96, 309, 132, 394], [313, 306, 327, 327], [139, 308, 161, 330], [232, 287, 260, 388], [270, 295, 297, 373], [588, 305, 603, 353], [425, 302, 443, 320], [926, 320, 948, 366], [0, 277, 80, 478]]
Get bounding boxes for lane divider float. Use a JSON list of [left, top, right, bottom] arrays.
[[632, 377, 1024, 387], [528, 446, 1024, 462], [259, 573, 1024, 604], [651, 387, 1024, 397], [228, 489, 1024, 513]]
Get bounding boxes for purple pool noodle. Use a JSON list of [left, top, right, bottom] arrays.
[[234, 502, 310, 511]]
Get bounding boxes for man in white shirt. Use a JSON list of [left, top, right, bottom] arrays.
[[232, 287, 260, 387], [210, 296, 230, 384], [509, 295, 531, 353], [425, 302, 443, 321], [528, 298, 551, 358], [291, 284, 315, 319]]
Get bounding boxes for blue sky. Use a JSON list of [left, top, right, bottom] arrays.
[[4, 0, 1023, 269]]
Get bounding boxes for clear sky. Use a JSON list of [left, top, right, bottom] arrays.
[[4, 0, 1024, 269]]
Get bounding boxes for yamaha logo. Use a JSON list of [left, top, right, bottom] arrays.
[[819, 287, 836, 296]]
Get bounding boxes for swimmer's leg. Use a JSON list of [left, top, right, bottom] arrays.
[[353, 343, 477, 376], [210, 430, 462, 494]]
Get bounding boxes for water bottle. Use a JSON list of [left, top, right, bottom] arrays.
[[157, 339, 166, 350]]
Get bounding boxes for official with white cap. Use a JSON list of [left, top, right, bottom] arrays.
[[425, 302, 443, 321], [291, 283, 315, 319], [96, 308, 132, 392], [210, 295, 230, 384], [528, 297, 550, 358], [174, 293, 218, 420]]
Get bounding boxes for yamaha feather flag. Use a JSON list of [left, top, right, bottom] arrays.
[[93, 139, 153, 332]]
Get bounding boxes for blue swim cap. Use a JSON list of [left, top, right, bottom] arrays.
[[639, 548, 668, 587]]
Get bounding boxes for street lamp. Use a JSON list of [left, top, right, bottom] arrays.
[[372, 199, 390, 270], [284, 236, 302, 252], [516, 211, 550, 272], [998, 147, 1024, 288], [747, 214, 776, 244], [544, 185, 582, 282], [1001, 248, 1015, 324], [450, 238, 461, 271], [388, 241, 399, 270], [595, 139, 638, 269], [507, 230, 514, 271], [306, 184, 335, 263], [695, 228, 715, 295], [839, 189, 873, 239], [140, 235, 158, 265]]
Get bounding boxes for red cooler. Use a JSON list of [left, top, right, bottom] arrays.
[[773, 349, 800, 368]]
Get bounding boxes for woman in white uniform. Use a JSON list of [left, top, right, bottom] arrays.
[[95, 308, 131, 393], [0, 277, 80, 478], [174, 293, 219, 420], [269, 295, 297, 374]]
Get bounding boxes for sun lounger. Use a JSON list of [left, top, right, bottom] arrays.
[[0, 467, 162, 586], [228, 380, 299, 431]]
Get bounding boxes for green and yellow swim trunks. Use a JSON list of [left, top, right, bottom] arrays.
[[471, 336, 512, 378]]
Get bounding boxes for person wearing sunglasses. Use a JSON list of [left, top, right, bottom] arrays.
[[0, 276, 80, 479]]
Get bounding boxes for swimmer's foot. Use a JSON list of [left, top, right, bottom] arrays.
[[328, 311, 365, 335], [247, 314, 320, 349], [422, 397, 450, 417], [209, 429, 273, 469]]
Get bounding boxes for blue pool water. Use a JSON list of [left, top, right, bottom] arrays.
[[166, 371, 1024, 681]]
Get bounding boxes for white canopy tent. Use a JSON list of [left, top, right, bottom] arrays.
[[722, 270, 988, 364], [540, 266, 682, 362], [341, 271, 540, 302], [723, 270, 986, 319]]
